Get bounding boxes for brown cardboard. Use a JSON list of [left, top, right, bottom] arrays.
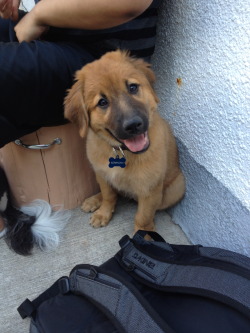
[[0, 124, 99, 209]]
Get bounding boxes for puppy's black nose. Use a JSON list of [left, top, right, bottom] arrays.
[[123, 116, 144, 135]]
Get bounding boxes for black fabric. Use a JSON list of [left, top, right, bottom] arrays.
[[26, 256, 250, 333], [0, 11, 94, 148], [21, 231, 250, 333], [18, 277, 70, 319], [102, 258, 250, 333], [34, 294, 119, 333], [0, 165, 9, 200], [70, 265, 175, 333]]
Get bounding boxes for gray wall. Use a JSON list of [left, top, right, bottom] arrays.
[[152, 0, 250, 255]]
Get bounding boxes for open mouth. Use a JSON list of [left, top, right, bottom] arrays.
[[106, 129, 150, 153], [120, 132, 150, 153]]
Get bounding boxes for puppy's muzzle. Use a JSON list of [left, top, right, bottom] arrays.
[[123, 116, 145, 136], [115, 115, 149, 154]]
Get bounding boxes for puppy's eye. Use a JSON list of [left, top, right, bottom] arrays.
[[128, 83, 139, 94], [97, 97, 109, 109]]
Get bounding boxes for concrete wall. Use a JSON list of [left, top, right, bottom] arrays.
[[152, 0, 250, 255]]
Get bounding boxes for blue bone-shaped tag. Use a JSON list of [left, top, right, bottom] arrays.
[[109, 156, 126, 168]]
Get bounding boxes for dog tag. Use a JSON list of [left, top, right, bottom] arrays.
[[109, 156, 126, 168], [109, 147, 126, 168]]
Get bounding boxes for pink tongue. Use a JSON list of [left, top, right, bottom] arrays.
[[122, 133, 149, 153]]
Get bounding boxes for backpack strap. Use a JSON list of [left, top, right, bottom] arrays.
[[116, 231, 250, 319], [17, 276, 70, 319], [69, 264, 176, 333]]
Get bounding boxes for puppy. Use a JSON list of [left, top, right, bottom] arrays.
[[64, 50, 185, 232]]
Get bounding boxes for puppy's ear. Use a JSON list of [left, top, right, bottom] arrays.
[[131, 57, 159, 103], [64, 74, 88, 138], [132, 57, 156, 85]]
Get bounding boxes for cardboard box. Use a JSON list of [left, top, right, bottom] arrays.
[[0, 124, 99, 209]]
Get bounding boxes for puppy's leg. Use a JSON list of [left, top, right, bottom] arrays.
[[82, 192, 102, 213], [160, 172, 185, 209], [89, 175, 117, 228], [134, 183, 162, 232]]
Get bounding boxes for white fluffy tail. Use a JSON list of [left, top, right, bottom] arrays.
[[20, 200, 71, 251]]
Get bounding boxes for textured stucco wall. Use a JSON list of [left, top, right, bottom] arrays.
[[171, 140, 250, 255], [153, 0, 250, 209], [152, 0, 250, 254]]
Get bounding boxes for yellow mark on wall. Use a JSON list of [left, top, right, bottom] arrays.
[[176, 78, 182, 86]]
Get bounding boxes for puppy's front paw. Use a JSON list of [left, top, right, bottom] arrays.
[[82, 193, 102, 213], [89, 210, 112, 228]]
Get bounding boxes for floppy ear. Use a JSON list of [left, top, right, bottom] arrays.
[[130, 56, 155, 84], [64, 74, 89, 138], [130, 57, 159, 103]]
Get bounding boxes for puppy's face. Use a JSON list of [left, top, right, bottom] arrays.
[[64, 50, 159, 153]]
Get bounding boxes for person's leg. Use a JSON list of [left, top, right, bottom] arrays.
[[0, 14, 95, 148]]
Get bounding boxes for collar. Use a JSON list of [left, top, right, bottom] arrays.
[[112, 146, 126, 158]]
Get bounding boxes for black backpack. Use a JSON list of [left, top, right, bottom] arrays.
[[18, 231, 250, 333]]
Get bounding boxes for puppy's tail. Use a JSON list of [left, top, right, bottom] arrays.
[[3, 200, 71, 255]]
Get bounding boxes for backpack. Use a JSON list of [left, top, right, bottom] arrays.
[[18, 230, 250, 333]]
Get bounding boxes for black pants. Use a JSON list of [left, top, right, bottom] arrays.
[[0, 10, 95, 148]]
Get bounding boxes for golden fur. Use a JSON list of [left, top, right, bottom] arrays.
[[64, 50, 185, 231]]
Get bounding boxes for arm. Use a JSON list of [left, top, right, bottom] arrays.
[[0, 0, 20, 21], [14, 0, 154, 42]]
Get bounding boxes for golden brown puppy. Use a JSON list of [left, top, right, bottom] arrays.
[[64, 50, 185, 232]]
